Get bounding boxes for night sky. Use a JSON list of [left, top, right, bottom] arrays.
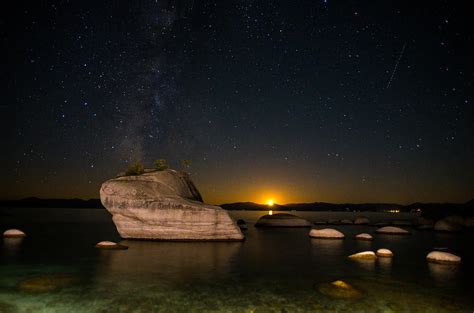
[[3, 0, 473, 205]]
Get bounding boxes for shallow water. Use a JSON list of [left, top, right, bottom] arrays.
[[1, 208, 473, 312]]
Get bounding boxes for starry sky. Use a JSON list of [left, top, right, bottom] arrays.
[[2, 0, 473, 205]]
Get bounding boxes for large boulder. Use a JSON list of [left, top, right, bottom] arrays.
[[426, 251, 461, 265], [376, 226, 410, 235], [100, 169, 244, 241], [309, 228, 345, 239], [255, 213, 311, 227]]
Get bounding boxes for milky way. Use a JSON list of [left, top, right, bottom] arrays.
[[3, 0, 473, 204]]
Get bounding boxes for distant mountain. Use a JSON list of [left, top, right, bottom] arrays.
[[221, 202, 404, 212], [221, 200, 474, 217], [1, 198, 472, 217], [0, 197, 104, 209]]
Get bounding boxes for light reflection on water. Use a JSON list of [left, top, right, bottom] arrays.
[[0, 208, 473, 312]]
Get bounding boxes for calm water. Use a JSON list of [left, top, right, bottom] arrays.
[[1, 208, 473, 312]]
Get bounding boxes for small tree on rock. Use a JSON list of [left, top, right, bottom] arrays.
[[181, 159, 192, 171], [154, 159, 169, 171], [125, 161, 145, 176]]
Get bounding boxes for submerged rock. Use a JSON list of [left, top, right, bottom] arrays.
[[376, 226, 410, 235], [434, 219, 462, 232], [348, 251, 377, 260], [95, 241, 128, 250], [376, 248, 394, 257], [18, 274, 79, 292], [426, 251, 461, 265], [391, 220, 412, 226], [309, 228, 345, 239], [100, 169, 244, 241], [255, 213, 311, 227], [317, 280, 363, 299], [354, 217, 370, 225], [354, 233, 373, 241], [3, 229, 26, 238]]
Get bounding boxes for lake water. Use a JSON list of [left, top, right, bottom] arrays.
[[1, 208, 473, 312]]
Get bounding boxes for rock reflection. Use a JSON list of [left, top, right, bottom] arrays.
[[310, 239, 343, 258], [428, 263, 459, 283], [354, 259, 376, 271], [2, 238, 23, 258], [378, 257, 392, 273], [94, 240, 242, 285]]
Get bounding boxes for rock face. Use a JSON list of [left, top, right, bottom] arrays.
[[95, 241, 128, 250], [354, 217, 370, 225], [309, 228, 345, 239], [3, 229, 26, 238], [434, 219, 463, 232], [376, 226, 410, 235], [376, 248, 394, 257], [348, 251, 377, 260], [317, 280, 363, 299], [426, 251, 461, 264], [255, 213, 311, 227], [355, 233, 373, 241], [100, 169, 244, 241]]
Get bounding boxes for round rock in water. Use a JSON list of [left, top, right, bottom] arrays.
[[376, 226, 410, 235], [317, 280, 363, 299], [348, 251, 377, 260], [255, 213, 312, 227], [376, 248, 394, 257], [355, 233, 373, 241], [3, 229, 26, 238], [309, 228, 345, 239], [95, 241, 128, 250], [426, 251, 461, 265]]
